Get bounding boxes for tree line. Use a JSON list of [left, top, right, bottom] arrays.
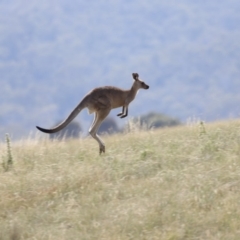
[[49, 112, 181, 140]]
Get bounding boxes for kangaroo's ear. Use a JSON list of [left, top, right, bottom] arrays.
[[132, 73, 139, 80]]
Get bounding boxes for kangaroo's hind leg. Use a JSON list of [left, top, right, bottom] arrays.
[[89, 109, 111, 154]]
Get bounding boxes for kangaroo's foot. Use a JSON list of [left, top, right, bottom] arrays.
[[99, 145, 105, 155]]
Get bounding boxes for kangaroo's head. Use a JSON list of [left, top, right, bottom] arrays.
[[132, 73, 149, 90]]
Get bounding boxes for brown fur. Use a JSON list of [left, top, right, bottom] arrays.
[[36, 73, 149, 154]]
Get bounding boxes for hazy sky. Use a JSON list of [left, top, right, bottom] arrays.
[[1, 0, 240, 139]]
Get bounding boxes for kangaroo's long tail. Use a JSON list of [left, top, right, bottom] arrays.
[[36, 99, 87, 134]]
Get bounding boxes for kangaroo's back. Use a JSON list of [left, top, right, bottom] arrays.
[[87, 86, 128, 109]]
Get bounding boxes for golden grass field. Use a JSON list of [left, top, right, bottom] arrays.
[[1, 120, 240, 240]]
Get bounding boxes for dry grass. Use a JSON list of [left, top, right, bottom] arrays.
[[1, 120, 240, 239]]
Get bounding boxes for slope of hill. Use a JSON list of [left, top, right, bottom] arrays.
[[1, 0, 240, 139], [1, 120, 240, 239]]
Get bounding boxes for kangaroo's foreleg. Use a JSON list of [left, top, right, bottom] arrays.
[[89, 109, 110, 154], [117, 106, 125, 117], [117, 106, 128, 118]]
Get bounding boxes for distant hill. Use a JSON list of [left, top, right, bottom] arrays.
[[1, 0, 240, 139]]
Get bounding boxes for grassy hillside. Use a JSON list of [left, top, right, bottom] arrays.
[[1, 120, 240, 239]]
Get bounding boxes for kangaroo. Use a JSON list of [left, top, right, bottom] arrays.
[[36, 73, 149, 154]]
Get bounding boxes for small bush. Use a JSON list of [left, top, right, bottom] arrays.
[[134, 112, 181, 129], [2, 133, 13, 171]]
